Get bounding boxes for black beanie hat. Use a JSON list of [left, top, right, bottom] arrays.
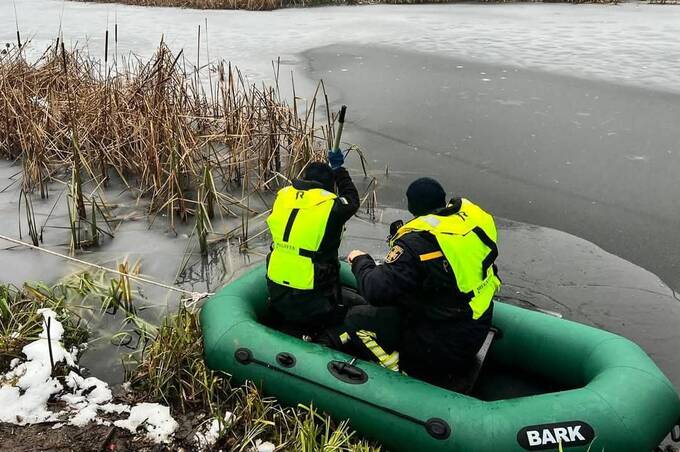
[[406, 177, 446, 216], [303, 162, 334, 192]]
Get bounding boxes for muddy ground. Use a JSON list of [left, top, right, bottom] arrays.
[[0, 410, 215, 451], [0, 423, 147, 452]]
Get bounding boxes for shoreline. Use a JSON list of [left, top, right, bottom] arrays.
[[71, 0, 630, 12]]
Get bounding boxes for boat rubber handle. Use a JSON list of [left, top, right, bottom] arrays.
[[328, 360, 367, 384], [276, 352, 296, 368]]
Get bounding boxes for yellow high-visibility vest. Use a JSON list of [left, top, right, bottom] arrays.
[[391, 198, 501, 319], [266, 186, 337, 290]]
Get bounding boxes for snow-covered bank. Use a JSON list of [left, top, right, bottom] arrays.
[[0, 284, 323, 450], [2, 2, 680, 93], [0, 309, 178, 444]]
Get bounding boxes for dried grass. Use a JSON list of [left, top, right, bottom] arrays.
[[73, 0, 619, 9], [0, 283, 89, 373], [74, 0, 339, 10], [0, 41, 334, 239]]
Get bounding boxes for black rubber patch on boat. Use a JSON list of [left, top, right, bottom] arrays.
[[235, 348, 253, 364], [327, 361, 368, 384], [517, 421, 594, 450], [276, 352, 296, 368], [425, 418, 451, 440], [245, 355, 437, 434]]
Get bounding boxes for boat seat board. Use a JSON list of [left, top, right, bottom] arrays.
[[449, 327, 497, 394]]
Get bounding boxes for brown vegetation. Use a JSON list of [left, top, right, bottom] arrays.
[[0, 41, 339, 244], [73, 0, 619, 11], [77, 0, 295, 10]]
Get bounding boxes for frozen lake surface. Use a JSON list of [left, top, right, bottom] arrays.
[[3, 1, 680, 93], [306, 44, 680, 293]]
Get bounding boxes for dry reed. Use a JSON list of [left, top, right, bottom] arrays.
[[74, 0, 619, 9], [74, 0, 338, 11], [0, 41, 334, 238]]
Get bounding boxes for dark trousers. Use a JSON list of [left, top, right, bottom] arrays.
[[321, 305, 488, 388], [319, 305, 402, 369], [265, 287, 367, 338]]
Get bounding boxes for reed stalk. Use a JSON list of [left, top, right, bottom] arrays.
[[0, 42, 333, 246], [19, 189, 40, 246], [74, 0, 619, 9], [2, 40, 375, 266]]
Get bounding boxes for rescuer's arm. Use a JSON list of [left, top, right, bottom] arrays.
[[349, 241, 421, 306], [332, 166, 360, 221]]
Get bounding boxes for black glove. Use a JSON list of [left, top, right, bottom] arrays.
[[387, 220, 404, 242]]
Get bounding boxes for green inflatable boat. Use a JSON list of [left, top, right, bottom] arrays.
[[200, 263, 680, 451]]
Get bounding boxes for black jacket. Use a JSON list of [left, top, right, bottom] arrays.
[[267, 167, 359, 330], [351, 202, 493, 377]]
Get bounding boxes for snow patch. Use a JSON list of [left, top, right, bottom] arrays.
[[100, 402, 132, 414], [255, 439, 276, 452], [193, 411, 233, 450], [114, 403, 179, 444], [0, 309, 69, 424], [0, 310, 177, 444], [70, 404, 100, 427], [194, 419, 221, 450]]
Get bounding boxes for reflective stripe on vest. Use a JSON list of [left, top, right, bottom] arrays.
[[391, 198, 501, 320], [356, 330, 400, 372], [266, 186, 337, 290]]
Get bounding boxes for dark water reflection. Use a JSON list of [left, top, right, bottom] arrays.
[[302, 44, 680, 294]]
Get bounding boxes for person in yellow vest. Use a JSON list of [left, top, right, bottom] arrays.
[[323, 177, 501, 387], [265, 151, 360, 338]]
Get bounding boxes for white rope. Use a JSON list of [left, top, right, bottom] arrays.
[[0, 233, 212, 302]]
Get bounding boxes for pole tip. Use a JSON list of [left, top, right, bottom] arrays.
[[339, 105, 347, 123]]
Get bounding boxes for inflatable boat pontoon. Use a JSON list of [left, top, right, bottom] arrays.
[[200, 263, 680, 451]]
